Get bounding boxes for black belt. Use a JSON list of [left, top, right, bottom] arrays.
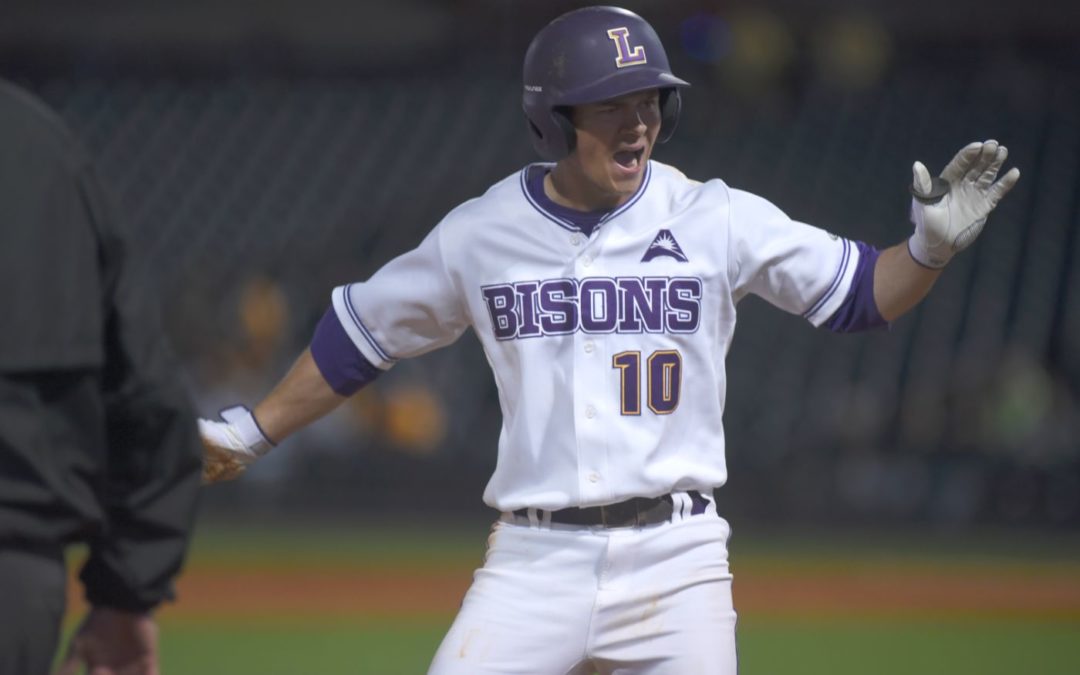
[[512, 490, 710, 528]]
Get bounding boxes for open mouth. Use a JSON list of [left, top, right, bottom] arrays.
[[613, 147, 645, 171]]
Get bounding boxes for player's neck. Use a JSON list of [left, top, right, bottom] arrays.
[[546, 163, 633, 212]]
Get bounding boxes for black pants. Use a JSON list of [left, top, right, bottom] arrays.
[[0, 544, 67, 675]]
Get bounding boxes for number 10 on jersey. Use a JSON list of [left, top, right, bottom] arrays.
[[612, 350, 682, 415]]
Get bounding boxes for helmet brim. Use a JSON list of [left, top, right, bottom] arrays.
[[554, 68, 690, 107]]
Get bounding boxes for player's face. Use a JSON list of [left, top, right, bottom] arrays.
[[558, 89, 662, 209]]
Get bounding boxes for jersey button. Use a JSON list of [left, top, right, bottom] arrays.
[[570, 234, 583, 246], [585, 405, 597, 419], [584, 341, 595, 354], [582, 256, 593, 267], [587, 472, 601, 483]]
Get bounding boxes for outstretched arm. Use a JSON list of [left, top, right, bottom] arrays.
[[873, 243, 941, 322], [254, 348, 345, 443], [200, 307, 384, 483], [200, 224, 469, 483], [872, 139, 1019, 323]]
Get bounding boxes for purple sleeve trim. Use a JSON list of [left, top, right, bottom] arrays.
[[824, 241, 889, 333], [310, 307, 383, 396], [803, 239, 852, 319]]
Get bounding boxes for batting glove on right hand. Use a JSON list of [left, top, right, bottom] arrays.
[[908, 139, 1020, 269], [199, 405, 274, 484]]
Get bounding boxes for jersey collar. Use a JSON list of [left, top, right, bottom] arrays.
[[519, 161, 653, 234]]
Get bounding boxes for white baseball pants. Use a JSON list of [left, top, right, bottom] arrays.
[[428, 498, 737, 674]]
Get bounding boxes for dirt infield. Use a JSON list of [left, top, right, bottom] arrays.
[[68, 562, 1080, 620]]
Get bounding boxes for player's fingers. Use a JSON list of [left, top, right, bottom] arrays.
[[202, 463, 221, 484], [965, 139, 999, 183], [203, 461, 233, 484], [202, 447, 230, 483], [203, 445, 246, 483], [214, 463, 243, 483], [976, 145, 1008, 189], [911, 161, 933, 194], [940, 141, 982, 183], [987, 167, 1020, 207]]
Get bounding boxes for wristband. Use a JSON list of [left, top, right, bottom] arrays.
[[219, 405, 274, 456]]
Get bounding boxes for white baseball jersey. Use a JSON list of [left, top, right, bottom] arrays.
[[331, 160, 859, 511]]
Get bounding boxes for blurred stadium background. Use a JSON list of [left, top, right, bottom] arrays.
[[5, 1, 1079, 673], [6, 0, 1078, 529]]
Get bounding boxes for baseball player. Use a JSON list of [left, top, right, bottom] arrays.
[[200, 6, 1020, 674]]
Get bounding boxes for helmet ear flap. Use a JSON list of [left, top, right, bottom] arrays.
[[526, 117, 546, 154], [657, 88, 682, 144], [524, 104, 577, 161], [552, 107, 576, 157]]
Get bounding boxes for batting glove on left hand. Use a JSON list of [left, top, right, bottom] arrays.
[[199, 405, 274, 484], [908, 139, 1020, 269]]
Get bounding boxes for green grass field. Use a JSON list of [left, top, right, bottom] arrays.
[[158, 617, 447, 675], [153, 615, 1080, 675], [62, 520, 1080, 674]]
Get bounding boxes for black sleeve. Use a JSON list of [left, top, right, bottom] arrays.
[[0, 80, 105, 370], [74, 153, 203, 613]]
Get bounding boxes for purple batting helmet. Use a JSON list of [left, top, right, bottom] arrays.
[[523, 6, 690, 161]]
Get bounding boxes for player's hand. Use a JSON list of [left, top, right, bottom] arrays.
[[199, 405, 274, 484], [908, 139, 1020, 268], [55, 607, 159, 675]]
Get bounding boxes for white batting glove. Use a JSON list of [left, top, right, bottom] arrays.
[[199, 405, 274, 484], [908, 139, 1020, 269]]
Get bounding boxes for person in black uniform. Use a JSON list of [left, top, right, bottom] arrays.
[[0, 78, 202, 675]]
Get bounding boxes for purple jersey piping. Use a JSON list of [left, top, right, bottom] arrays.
[[802, 238, 852, 320], [341, 283, 397, 364], [519, 161, 652, 233]]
